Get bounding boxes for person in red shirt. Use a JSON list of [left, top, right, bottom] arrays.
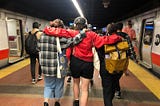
[[43, 17, 122, 106], [122, 20, 136, 41], [122, 20, 137, 76]]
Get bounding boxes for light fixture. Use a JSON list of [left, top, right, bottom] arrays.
[[71, 0, 84, 17]]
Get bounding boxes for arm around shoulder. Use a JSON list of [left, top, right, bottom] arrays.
[[93, 33, 122, 48], [43, 26, 73, 37]]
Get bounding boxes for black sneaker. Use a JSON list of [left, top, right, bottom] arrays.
[[73, 100, 79, 106], [55, 101, 60, 106], [44, 102, 49, 106]]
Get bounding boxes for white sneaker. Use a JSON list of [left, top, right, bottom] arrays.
[[38, 75, 42, 80], [115, 91, 121, 99], [32, 79, 36, 84]]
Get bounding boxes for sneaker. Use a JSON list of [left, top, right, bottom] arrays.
[[73, 100, 79, 106], [115, 91, 121, 99], [67, 77, 71, 83], [44, 102, 49, 106], [55, 101, 60, 106], [38, 75, 43, 80], [32, 79, 36, 84]]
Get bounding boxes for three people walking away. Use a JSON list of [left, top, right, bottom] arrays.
[[26, 22, 42, 84], [38, 19, 87, 106], [43, 17, 122, 106]]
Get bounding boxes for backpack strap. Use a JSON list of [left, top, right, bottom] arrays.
[[115, 44, 121, 59], [34, 31, 39, 35], [33, 31, 39, 40]]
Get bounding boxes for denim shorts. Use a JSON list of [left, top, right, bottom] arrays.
[[44, 76, 65, 98]]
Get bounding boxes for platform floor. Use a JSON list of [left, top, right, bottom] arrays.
[[0, 59, 160, 106]]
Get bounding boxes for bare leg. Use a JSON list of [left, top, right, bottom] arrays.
[[80, 77, 90, 106], [44, 98, 49, 103], [55, 98, 60, 102], [44, 98, 49, 106], [73, 78, 80, 100]]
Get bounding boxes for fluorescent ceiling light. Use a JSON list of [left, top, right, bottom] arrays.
[[71, 0, 84, 17]]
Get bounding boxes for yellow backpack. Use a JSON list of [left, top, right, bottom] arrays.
[[104, 41, 129, 74]]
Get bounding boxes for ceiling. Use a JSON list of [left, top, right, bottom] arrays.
[[0, 0, 160, 28]]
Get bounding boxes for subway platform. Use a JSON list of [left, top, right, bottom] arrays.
[[0, 58, 160, 106]]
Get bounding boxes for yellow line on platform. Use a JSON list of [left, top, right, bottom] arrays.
[[128, 60, 160, 100], [0, 59, 30, 79]]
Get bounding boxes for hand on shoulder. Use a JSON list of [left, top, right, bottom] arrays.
[[82, 28, 88, 32]]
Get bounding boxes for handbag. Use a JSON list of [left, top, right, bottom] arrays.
[[56, 37, 69, 78]]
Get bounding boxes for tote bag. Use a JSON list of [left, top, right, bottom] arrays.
[[56, 37, 69, 78]]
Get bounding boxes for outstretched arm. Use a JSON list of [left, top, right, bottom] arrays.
[[92, 32, 122, 48], [43, 26, 74, 37]]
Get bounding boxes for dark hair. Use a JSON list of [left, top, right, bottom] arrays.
[[74, 17, 87, 30], [33, 22, 40, 28], [116, 22, 123, 31], [106, 23, 117, 35], [127, 20, 132, 26]]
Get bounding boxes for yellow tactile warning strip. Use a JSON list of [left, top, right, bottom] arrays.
[[128, 60, 160, 100], [0, 58, 30, 79]]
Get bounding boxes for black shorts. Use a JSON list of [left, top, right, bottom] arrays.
[[70, 55, 94, 79]]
